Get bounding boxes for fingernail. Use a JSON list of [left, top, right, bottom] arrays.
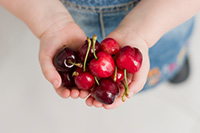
[[53, 80, 58, 88]]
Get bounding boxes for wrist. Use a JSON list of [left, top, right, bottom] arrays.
[[26, 1, 74, 38], [38, 11, 74, 39], [107, 27, 149, 54]]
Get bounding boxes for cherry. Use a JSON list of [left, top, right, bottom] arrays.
[[92, 78, 120, 105], [100, 38, 120, 55], [73, 38, 95, 91], [73, 68, 95, 91], [53, 46, 78, 72], [115, 46, 142, 101], [78, 35, 101, 63], [115, 46, 142, 74], [89, 51, 115, 78], [59, 71, 75, 88], [110, 67, 124, 83]]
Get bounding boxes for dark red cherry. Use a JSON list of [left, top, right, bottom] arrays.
[[115, 46, 142, 73], [89, 51, 115, 78], [73, 68, 95, 91], [78, 38, 101, 63], [59, 71, 75, 88], [92, 78, 120, 105], [53, 47, 78, 72], [110, 67, 124, 83], [101, 38, 120, 55]]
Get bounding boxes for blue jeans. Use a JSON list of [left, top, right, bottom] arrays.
[[61, 0, 195, 91]]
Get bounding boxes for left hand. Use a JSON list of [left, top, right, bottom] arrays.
[[85, 29, 150, 109]]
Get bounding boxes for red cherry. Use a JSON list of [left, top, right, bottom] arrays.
[[110, 67, 124, 83], [73, 68, 95, 91], [100, 38, 120, 55], [53, 47, 78, 72], [92, 78, 120, 105], [115, 46, 142, 73], [89, 51, 115, 78], [78, 38, 101, 63]]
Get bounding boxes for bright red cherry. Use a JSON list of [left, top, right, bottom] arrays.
[[110, 67, 124, 83], [100, 38, 120, 55], [92, 78, 120, 105], [73, 68, 95, 91], [115, 46, 142, 73], [89, 51, 115, 78], [53, 47, 78, 72], [78, 38, 101, 63], [59, 71, 75, 88]]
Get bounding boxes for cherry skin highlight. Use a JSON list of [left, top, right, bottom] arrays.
[[53, 47, 78, 72], [92, 78, 120, 105], [101, 38, 120, 55], [110, 67, 124, 83], [89, 51, 115, 78], [115, 46, 142, 73]]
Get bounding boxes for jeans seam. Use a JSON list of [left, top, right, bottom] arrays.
[[99, 12, 106, 39], [61, 0, 140, 13]]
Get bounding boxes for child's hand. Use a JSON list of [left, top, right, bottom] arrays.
[[85, 30, 150, 109], [39, 21, 90, 99]]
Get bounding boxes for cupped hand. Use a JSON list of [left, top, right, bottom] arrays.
[[85, 29, 150, 109], [39, 21, 90, 99]]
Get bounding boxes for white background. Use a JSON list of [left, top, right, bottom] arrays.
[[0, 6, 200, 133]]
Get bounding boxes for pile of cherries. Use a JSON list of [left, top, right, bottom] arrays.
[[53, 35, 142, 105]]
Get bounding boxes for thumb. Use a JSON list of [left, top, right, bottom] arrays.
[[39, 47, 62, 89]]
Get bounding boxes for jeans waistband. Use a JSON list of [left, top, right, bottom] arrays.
[[61, 0, 140, 12]]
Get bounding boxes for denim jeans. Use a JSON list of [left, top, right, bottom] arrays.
[[61, 0, 195, 91]]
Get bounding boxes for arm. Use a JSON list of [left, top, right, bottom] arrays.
[[0, 0, 73, 38], [118, 0, 200, 47], [87, 0, 200, 109]]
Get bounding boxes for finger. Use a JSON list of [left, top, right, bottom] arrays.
[[39, 54, 62, 88], [85, 95, 94, 107], [79, 90, 90, 99], [103, 96, 128, 110], [70, 89, 80, 99], [128, 53, 150, 97], [55, 86, 71, 99], [92, 100, 103, 108]]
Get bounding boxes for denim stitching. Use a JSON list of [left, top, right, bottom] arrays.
[[61, 0, 140, 13], [99, 12, 106, 39]]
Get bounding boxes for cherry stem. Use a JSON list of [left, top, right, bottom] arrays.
[[121, 81, 126, 102], [68, 60, 83, 68], [72, 71, 79, 77], [94, 76, 99, 86], [122, 69, 129, 102], [114, 66, 117, 82], [92, 35, 98, 60], [83, 37, 91, 72]]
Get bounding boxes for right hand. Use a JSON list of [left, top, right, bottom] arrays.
[[39, 21, 90, 99]]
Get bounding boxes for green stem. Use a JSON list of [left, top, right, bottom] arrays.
[[121, 81, 126, 102], [114, 66, 117, 82], [92, 35, 98, 60], [68, 60, 82, 68], [72, 71, 79, 77], [121, 69, 129, 102], [94, 76, 99, 86], [83, 37, 91, 72]]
